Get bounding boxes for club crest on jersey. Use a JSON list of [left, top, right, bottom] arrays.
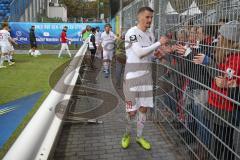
[[149, 36, 152, 42], [126, 101, 132, 110], [226, 68, 235, 79], [130, 35, 137, 42]]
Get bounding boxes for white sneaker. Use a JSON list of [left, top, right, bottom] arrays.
[[0, 65, 7, 69], [9, 62, 15, 66]]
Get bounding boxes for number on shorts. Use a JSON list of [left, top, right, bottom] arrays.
[[0, 33, 3, 40], [126, 101, 132, 110]]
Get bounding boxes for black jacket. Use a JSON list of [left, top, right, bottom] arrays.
[[228, 87, 240, 108], [89, 34, 96, 50], [29, 28, 36, 43], [183, 39, 214, 90]]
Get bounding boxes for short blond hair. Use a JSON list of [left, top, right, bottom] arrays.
[[215, 35, 240, 63], [2, 21, 8, 28]]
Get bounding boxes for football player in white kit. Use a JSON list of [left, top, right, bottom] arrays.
[[95, 26, 102, 58], [8, 27, 17, 62], [0, 22, 16, 68], [100, 24, 116, 78], [121, 7, 168, 150]]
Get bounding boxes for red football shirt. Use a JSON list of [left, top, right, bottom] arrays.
[[208, 54, 240, 111], [60, 31, 67, 43]]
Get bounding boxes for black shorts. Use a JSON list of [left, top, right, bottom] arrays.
[[30, 42, 37, 48], [90, 49, 96, 55]]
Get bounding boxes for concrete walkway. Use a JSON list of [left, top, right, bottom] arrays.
[[52, 58, 187, 160]]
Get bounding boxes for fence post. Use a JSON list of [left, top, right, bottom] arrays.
[[149, 0, 155, 33], [158, 0, 167, 36]]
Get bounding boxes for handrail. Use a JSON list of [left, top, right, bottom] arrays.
[[9, 0, 33, 21], [10, 0, 16, 6], [3, 41, 89, 160]]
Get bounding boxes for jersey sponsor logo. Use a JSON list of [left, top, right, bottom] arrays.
[[130, 35, 138, 43], [16, 31, 22, 37], [126, 101, 132, 110], [226, 68, 235, 79], [0, 33, 3, 40], [43, 32, 50, 36], [149, 36, 152, 43]]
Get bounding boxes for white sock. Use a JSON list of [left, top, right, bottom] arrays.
[[0, 56, 4, 65], [67, 50, 71, 57], [126, 113, 136, 135], [58, 50, 63, 57], [5, 55, 11, 63], [137, 111, 146, 137], [103, 62, 108, 72]]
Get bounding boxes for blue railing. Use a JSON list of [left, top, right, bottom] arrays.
[[9, 0, 32, 21], [0, 0, 12, 21]]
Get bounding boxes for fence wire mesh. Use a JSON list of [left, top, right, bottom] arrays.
[[120, 0, 240, 159]]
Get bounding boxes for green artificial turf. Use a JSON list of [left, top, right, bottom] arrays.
[[0, 54, 70, 159]]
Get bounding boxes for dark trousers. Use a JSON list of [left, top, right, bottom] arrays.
[[90, 49, 96, 67], [115, 59, 124, 87], [213, 124, 235, 160]]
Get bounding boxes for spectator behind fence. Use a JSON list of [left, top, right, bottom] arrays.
[[158, 29, 190, 118], [188, 26, 198, 48], [173, 26, 213, 155], [114, 33, 126, 89], [206, 21, 240, 160]]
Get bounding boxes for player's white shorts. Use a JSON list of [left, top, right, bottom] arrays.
[[103, 49, 114, 60], [123, 72, 153, 112], [1, 46, 11, 53], [60, 43, 69, 50], [10, 45, 14, 52]]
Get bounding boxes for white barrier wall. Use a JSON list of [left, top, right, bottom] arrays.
[[3, 41, 89, 160]]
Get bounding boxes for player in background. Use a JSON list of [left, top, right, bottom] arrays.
[[58, 26, 71, 58], [8, 26, 17, 62], [100, 24, 116, 78], [0, 22, 17, 68], [95, 26, 102, 58]]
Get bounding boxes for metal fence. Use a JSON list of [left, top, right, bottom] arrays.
[[119, 0, 240, 159], [9, 0, 44, 22]]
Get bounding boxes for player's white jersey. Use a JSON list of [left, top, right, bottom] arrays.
[[125, 26, 160, 63], [100, 31, 116, 48], [0, 29, 11, 47], [95, 31, 101, 46], [124, 26, 160, 79]]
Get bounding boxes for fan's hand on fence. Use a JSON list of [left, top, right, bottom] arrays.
[[159, 36, 168, 46], [193, 53, 205, 64], [154, 48, 165, 59], [227, 79, 237, 88], [161, 45, 173, 54], [173, 44, 186, 56], [215, 76, 237, 88]]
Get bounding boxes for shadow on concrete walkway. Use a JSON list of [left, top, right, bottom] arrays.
[[52, 57, 187, 160]]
